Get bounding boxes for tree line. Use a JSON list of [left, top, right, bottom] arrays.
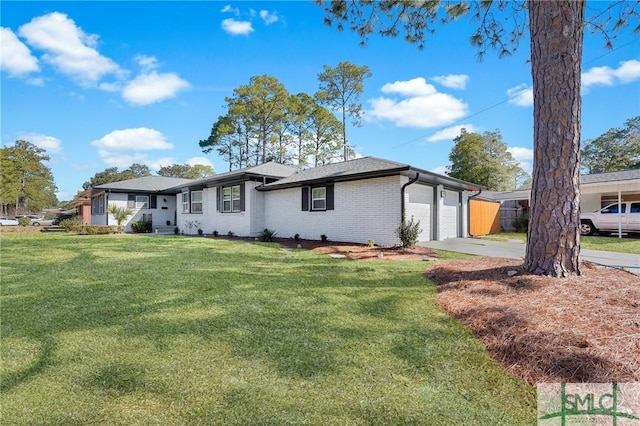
[[199, 62, 372, 171]]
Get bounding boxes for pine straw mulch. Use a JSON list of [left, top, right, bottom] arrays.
[[427, 257, 640, 385], [280, 239, 640, 385]]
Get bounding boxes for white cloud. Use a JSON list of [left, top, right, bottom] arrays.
[[381, 77, 437, 96], [426, 124, 478, 142], [508, 146, 533, 162], [134, 54, 159, 72], [582, 59, 640, 88], [431, 74, 469, 90], [508, 146, 533, 174], [221, 18, 254, 35], [96, 150, 152, 169], [0, 27, 39, 77], [122, 71, 190, 105], [507, 84, 533, 107], [20, 133, 62, 154], [368, 77, 468, 128], [259, 10, 279, 25], [18, 12, 123, 86], [221, 5, 240, 16], [186, 156, 214, 168], [91, 128, 174, 151]]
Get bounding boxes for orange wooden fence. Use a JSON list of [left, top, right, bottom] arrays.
[[469, 199, 500, 236]]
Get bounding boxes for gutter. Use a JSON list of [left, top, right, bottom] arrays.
[[400, 173, 420, 222]]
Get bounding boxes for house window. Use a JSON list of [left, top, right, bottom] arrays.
[[182, 192, 189, 213], [92, 194, 105, 215], [223, 185, 242, 212], [312, 187, 326, 210], [97, 194, 105, 215], [301, 184, 334, 211], [191, 191, 203, 213], [136, 195, 149, 209]]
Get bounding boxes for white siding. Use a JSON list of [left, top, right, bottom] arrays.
[[263, 176, 403, 246], [178, 182, 262, 236], [405, 184, 433, 241], [98, 193, 178, 232]]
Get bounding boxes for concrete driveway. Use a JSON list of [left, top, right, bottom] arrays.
[[419, 238, 640, 275]]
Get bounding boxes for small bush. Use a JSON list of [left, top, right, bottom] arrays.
[[259, 228, 278, 242], [368, 239, 375, 247], [227, 231, 235, 237], [74, 225, 115, 235], [321, 234, 328, 242], [294, 233, 300, 242], [17, 217, 30, 227], [213, 230, 219, 237], [174, 227, 179, 235], [396, 216, 422, 248], [59, 218, 81, 232], [513, 214, 529, 233], [197, 228, 203, 236], [131, 221, 151, 233]]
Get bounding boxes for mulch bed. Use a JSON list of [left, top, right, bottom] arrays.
[[427, 257, 640, 385]]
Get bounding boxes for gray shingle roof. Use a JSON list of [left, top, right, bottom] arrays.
[[580, 169, 640, 184], [94, 176, 193, 192], [261, 157, 409, 188], [178, 162, 297, 189], [259, 156, 481, 191]]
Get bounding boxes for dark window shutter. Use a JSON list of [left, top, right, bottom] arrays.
[[301, 187, 309, 211], [150, 195, 157, 209], [127, 194, 135, 208], [239, 183, 246, 211], [216, 186, 221, 211], [326, 184, 334, 210]]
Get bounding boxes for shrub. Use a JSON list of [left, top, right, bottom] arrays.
[[74, 225, 115, 235], [174, 227, 179, 235], [321, 234, 328, 242], [294, 233, 300, 242], [197, 228, 204, 236], [368, 239, 375, 247], [396, 216, 422, 248], [17, 217, 30, 227], [213, 230, 219, 237], [259, 228, 278, 242], [131, 221, 151, 233], [227, 231, 235, 237], [59, 218, 81, 232], [513, 213, 529, 233]]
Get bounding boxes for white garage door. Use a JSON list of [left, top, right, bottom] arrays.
[[406, 184, 433, 241], [440, 190, 459, 239]]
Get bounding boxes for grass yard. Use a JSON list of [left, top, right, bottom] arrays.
[[1, 233, 536, 425], [480, 232, 640, 254]]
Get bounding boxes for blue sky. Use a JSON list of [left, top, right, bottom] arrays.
[[1, 1, 639, 201]]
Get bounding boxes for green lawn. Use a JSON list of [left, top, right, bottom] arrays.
[[480, 232, 640, 254], [1, 233, 536, 425]]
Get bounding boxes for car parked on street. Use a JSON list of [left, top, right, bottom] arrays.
[[15, 215, 54, 226], [0, 217, 19, 226]]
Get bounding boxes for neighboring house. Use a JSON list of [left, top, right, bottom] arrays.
[[487, 169, 640, 232], [170, 157, 481, 246], [90, 176, 193, 233]]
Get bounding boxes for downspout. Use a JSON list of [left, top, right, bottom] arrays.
[[400, 173, 420, 223]]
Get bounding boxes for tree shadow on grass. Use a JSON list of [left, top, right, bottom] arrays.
[[1, 334, 55, 393]]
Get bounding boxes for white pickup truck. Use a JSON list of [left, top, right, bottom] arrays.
[[580, 201, 640, 235]]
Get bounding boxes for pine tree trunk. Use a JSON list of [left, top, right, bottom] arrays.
[[525, 1, 585, 277]]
